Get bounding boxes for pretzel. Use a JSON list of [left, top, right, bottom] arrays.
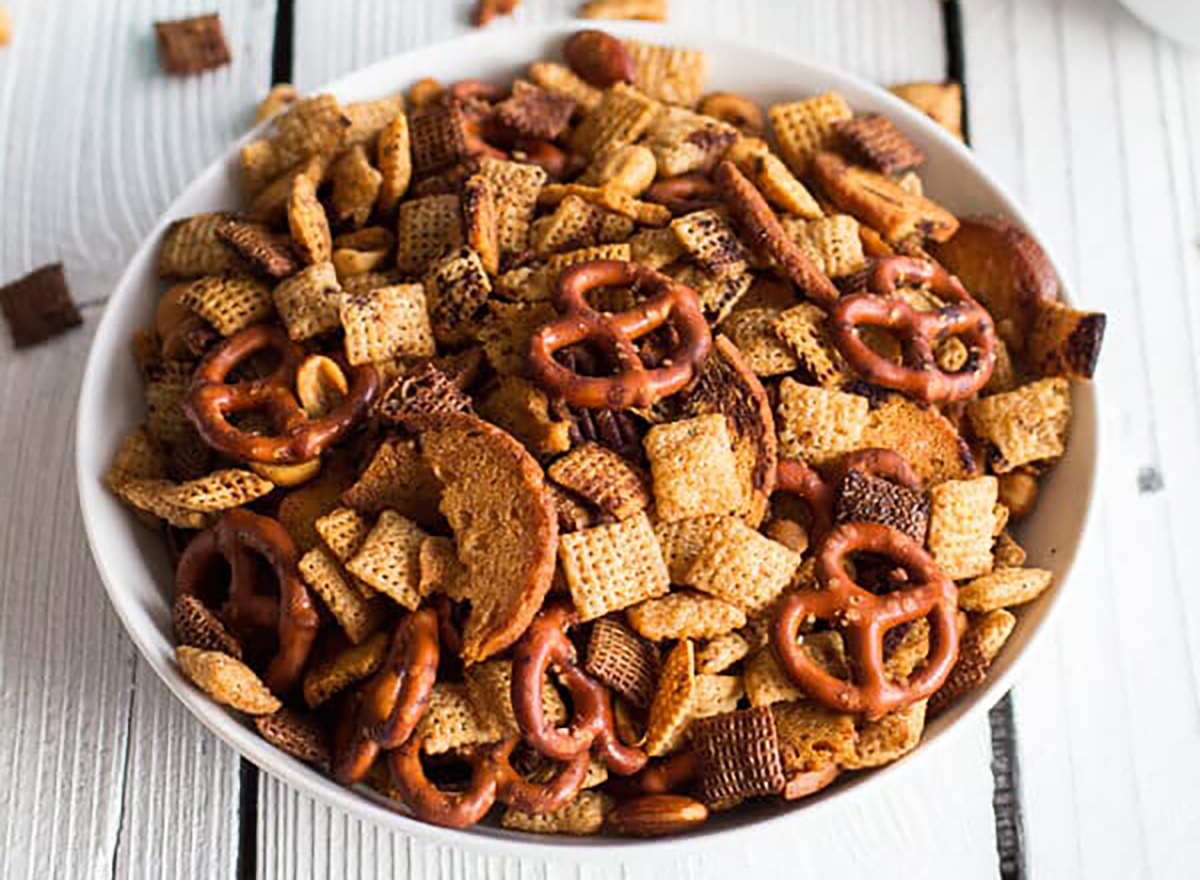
[[514, 138, 572, 179], [175, 509, 319, 694], [527, 260, 712, 409], [511, 603, 649, 775], [332, 608, 440, 785], [387, 734, 590, 828], [829, 256, 996, 402], [771, 521, 959, 720], [185, 325, 380, 464]]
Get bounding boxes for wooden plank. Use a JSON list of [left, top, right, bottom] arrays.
[[274, 1, 1000, 877], [964, 0, 1200, 877], [0, 0, 277, 876]]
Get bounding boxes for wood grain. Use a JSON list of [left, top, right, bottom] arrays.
[[964, 0, 1200, 878]]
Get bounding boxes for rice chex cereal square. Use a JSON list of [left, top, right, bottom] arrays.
[[644, 414, 744, 522]]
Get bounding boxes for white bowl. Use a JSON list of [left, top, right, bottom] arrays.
[[75, 21, 1099, 856]]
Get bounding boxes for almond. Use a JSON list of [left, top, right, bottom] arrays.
[[606, 794, 709, 837], [563, 30, 635, 89]]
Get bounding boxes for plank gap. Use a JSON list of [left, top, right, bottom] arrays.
[[989, 695, 1027, 880], [940, 0, 971, 143], [108, 661, 139, 880], [272, 0, 296, 85], [237, 759, 260, 880]]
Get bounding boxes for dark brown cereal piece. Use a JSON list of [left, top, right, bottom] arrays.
[[585, 616, 660, 709], [833, 113, 927, 176], [548, 442, 651, 521], [0, 263, 82, 349], [255, 708, 331, 765], [215, 217, 302, 279], [835, 468, 930, 545], [692, 706, 786, 808], [496, 81, 576, 140], [409, 101, 471, 177], [154, 14, 231, 76], [172, 593, 242, 659], [375, 362, 475, 424]]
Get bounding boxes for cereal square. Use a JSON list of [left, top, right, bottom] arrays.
[[723, 308, 800, 377], [345, 510, 426, 609], [645, 639, 696, 756], [927, 477, 999, 580], [644, 414, 744, 522], [547, 443, 651, 521], [775, 378, 869, 466], [653, 514, 726, 583], [340, 283, 435, 365], [684, 517, 801, 613], [778, 215, 866, 278], [559, 512, 670, 620], [958, 567, 1053, 612], [768, 91, 852, 176], [627, 591, 747, 641], [396, 193, 463, 274], [298, 547, 386, 643], [623, 39, 707, 107], [479, 156, 547, 257], [772, 303, 847, 388], [570, 82, 660, 159], [671, 209, 748, 278], [273, 262, 342, 340], [967, 378, 1071, 473]]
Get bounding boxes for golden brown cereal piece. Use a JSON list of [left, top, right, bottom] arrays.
[[843, 700, 927, 769], [478, 156, 547, 258], [993, 530, 1027, 569], [743, 647, 803, 708], [176, 646, 281, 715], [645, 414, 744, 522], [722, 308, 799, 377], [478, 301, 557, 375], [622, 39, 707, 107], [559, 512, 670, 621], [859, 396, 975, 486], [959, 567, 1053, 612], [692, 706, 785, 806], [419, 414, 559, 663], [341, 438, 442, 527], [927, 477, 999, 580], [288, 172, 333, 264], [644, 107, 738, 177], [812, 150, 959, 244], [884, 618, 932, 680], [177, 274, 272, 336], [413, 683, 503, 755], [105, 426, 167, 491], [581, 0, 667, 19], [693, 674, 744, 719], [627, 591, 747, 641], [668, 264, 753, 327], [671, 210, 748, 278], [1025, 300, 1106, 380], [339, 283, 435, 365], [775, 378, 869, 466], [458, 174, 501, 276], [314, 506, 371, 563], [329, 145, 383, 229], [543, 245, 636, 291], [645, 639, 696, 756], [408, 101, 471, 177], [502, 791, 613, 835], [726, 137, 822, 219], [539, 182, 673, 227], [584, 617, 659, 708], [496, 81, 577, 140], [528, 61, 603, 113], [418, 536, 472, 600], [343, 95, 405, 145], [580, 144, 657, 194], [571, 82, 660, 158], [165, 468, 275, 512], [465, 658, 568, 734], [249, 156, 329, 225], [345, 510, 426, 609], [376, 112, 413, 214], [772, 303, 848, 388], [629, 226, 686, 270], [115, 479, 213, 529], [215, 217, 301, 279], [696, 631, 750, 675], [256, 84, 299, 123], [779, 214, 866, 279], [770, 701, 857, 772], [968, 378, 1070, 473], [889, 81, 963, 140], [684, 517, 800, 613], [270, 261, 341, 341], [424, 246, 491, 346], [768, 91, 852, 176], [835, 468, 930, 546], [531, 195, 635, 256], [928, 609, 1016, 715], [173, 594, 241, 658], [396, 193, 464, 275], [255, 708, 330, 766], [834, 113, 927, 176], [477, 376, 572, 458], [154, 14, 231, 76], [299, 547, 387, 643], [248, 95, 349, 192], [653, 515, 725, 583], [548, 443, 651, 521]]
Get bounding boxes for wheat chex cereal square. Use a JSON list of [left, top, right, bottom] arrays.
[[479, 156, 547, 257], [165, 469, 274, 512], [669, 264, 752, 326], [408, 101, 470, 177], [178, 273, 273, 336], [345, 509, 427, 609], [496, 80, 577, 140], [671, 210, 748, 278], [623, 39, 707, 107], [396, 193, 463, 275], [340, 283, 435, 365], [570, 82, 660, 159], [272, 261, 342, 340], [288, 171, 333, 264], [502, 791, 612, 835], [772, 303, 847, 388], [644, 414, 744, 522], [967, 378, 1071, 473], [684, 517, 800, 613], [559, 511, 670, 621], [424, 246, 492, 346], [927, 477, 999, 580], [768, 91, 852, 176], [723, 308, 800, 377], [653, 514, 727, 582], [298, 547, 386, 643], [547, 442, 651, 521], [627, 590, 746, 641], [775, 378, 869, 466]]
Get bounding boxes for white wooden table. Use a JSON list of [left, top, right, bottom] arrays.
[[1, 0, 1197, 877]]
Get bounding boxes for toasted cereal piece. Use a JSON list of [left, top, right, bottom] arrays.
[[314, 506, 371, 563], [539, 182, 672, 227], [466, 658, 568, 734], [288, 172, 333, 264], [256, 95, 349, 186], [408, 101, 470, 177], [159, 213, 243, 278], [340, 283, 435, 365], [579, 144, 658, 194], [423, 246, 492, 346], [249, 156, 329, 226], [376, 112, 413, 214], [166, 469, 275, 511], [889, 81, 963, 140], [644, 639, 696, 756], [929, 609, 1015, 716], [744, 647, 803, 707], [477, 376, 573, 458], [693, 706, 785, 806], [502, 791, 612, 835], [627, 590, 746, 641], [968, 378, 1070, 473], [176, 646, 281, 715], [644, 415, 744, 522], [544, 243, 634, 285], [768, 92, 852, 176], [178, 273, 273, 336], [299, 547, 386, 643], [835, 468, 930, 545], [653, 515, 726, 583], [959, 567, 1053, 612], [105, 426, 167, 491], [684, 517, 800, 613], [343, 95, 405, 146], [644, 107, 738, 177], [345, 510, 427, 609], [843, 700, 927, 769], [726, 137, 822, 219], [478, 156, 547, 257], [834, 113, 927, 176], [696, 631, 750, 675], [271, 262, 341, 340], [927, 477, 999, 580], [693, 674, 745, 719], [671, 264, 753, 326], [173, 594, 241, 658], [671, 210, 747, 278], [812, 151, 958, 244], [775, 378, 869, 466], [859, 396, 975, 486], [417, 536, 471, 600], [528, 61, 603, 113], [341, 438, 442, 526], [722, 308, 799, 377], [414, 683, 503, 755], [571, 82, 660, 158], [993, 530, 1026, 569], [214, 217, 301, 279], [585, 616, 659, 708], [622, 39, 707, 107], [395, 193, 463, 275], [116, 479, 213, 529], [772, 303, 847, 388], [883, 618, 931, 680], [559, 512, 670, 621], [459, 174, 501, 276], [629, 226, 686, 269], [1025, 300, 1105, 380], [142, 361, 194, 445], [329, 145, 383, 229], [532, 195, 635, 256], [548, 443, 651, 521], [778, 215, 866, 279], [154, 13, 230, 75], [255, 708, 330, 765], [478, 301, 557, 375], [770, 701, 857, 772], [496, 80, 576, 140]]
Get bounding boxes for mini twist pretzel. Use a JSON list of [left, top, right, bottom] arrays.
[[527, 260, 712, 409], [829, 256, 996, 402], [332, 608, 440, 785], [772, 521, 959, 720], [387, 734, 590, 828], [512, 603, 649, 775], [175, 509, 319, 694], [185, 325, 380, 464]]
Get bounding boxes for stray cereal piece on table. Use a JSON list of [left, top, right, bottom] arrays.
[[0, 263, 81, 349], [154, 14, 230, 76]]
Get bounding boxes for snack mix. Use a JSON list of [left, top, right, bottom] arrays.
[[108, 30, 1105, 837]]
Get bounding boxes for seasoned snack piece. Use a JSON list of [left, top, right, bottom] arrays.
[[889, 81, 963, 140], [772, 303, 847, 388], [419, 414, 559, 662], [836, 467, 930, 545], [724, 308, 799, 377], [692, 706, 785, 807], [414, 682, 504, 754], [532, 195, 635, 255], [586, 617, 660, 708], [645, 414, 743, 522], [644, 107, 738, 177], [340, 283, 435, 364], [164, 469, 275, 512], [560, 512, 670, 620], [644, 639, 696, 756], [571, 82, 660, 158], [859, 396, 974, 486], [768, 91, 852, 176], [340, 438, 442, 526], [288, 172, 333, 264], [272, 262, 342, 340], [529, 61, 603, 113], [927, 477, 999, 580], [256, 708, 330, 766], [1025, 300, 1106, 380], [843, 700, 927, 769], [778, 215, 866, 279], [653, 515, 725, 583], [215, 217, 301, 279], [424, 246, 491, 346], [159, 213, 243, 278], [178, 274, 273, 336], [176, 647, 281, 715], [968, 378, 1070, 472], [303, 630, 390, 708], [684, 517, 800, 613], [479, 157, 548, 257], [0, 263, 82, 348], [622, 39, 707, 107], [465, 658, 568, 734], [497, 81, 576, 140], [299, 547, 386, 642], [375, 112, 413, 214], [627, 591, 746, 641], [958, 568, 1053, 612], [775, 378, 870, 466], [771, 701, 857, 772], [671, 210, 747, 278], [173, 594, 241, 658], [726, 137, 821, 218], [155, 14, 230, 76], [330, 145, 383, 229], [548, 443, 651, 521], [833, 113, 926, 175], [929, 609, 1016, 715], [344, 510, 426, 610], [396, 194, 464, 274], [502, 791, 612, 835]]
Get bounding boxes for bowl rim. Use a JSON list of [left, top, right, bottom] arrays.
[[74, 20, 1100, 858]]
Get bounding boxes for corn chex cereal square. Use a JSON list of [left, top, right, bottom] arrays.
[[559, 511, 670, 621], [531, 195, 634, 256], [177, 647, 281, 715], [927, 477, 999, 580], [775, 378, 870, 466], [570, 82, 660, 159], [768, 91, 852, 176], [340, 283, 434, 365], [396, 193, 463, 274], [479, 156, 547, 257], [723, 308, 800, 377], [967, 378, 1071, 473], [345, 509, 426, 609], [273, 262, 342, 340], [684, 517, 800, 613], [644, 414, 744, 522], [779, 215, 865, 279], [670, 264, 753, 326], [165, 469, 274, 512], [744, 647, 804, 708], [298, 547, 385, 644], [653, 514, 726, 583], [547, 442, 650, 521], [178, 274, 273, 336], [645, 639, 696, 756], [671, 210, 747, 278], [772, 303, 847, 388], [696, 631, 751, 674], [693, 674, 745, 719], [630, 226, 686, 269], [627, 590, 746, 641], [314, 506, 371, 562], [958, 567, 1053, 612], [623, 39, 708, 108], [413, 683, 503, 755], [544, 244, 634, 285]]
